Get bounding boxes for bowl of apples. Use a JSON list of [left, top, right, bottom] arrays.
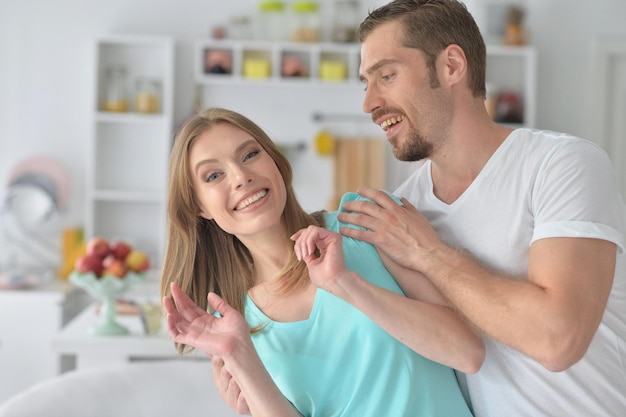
[[69, 237, 150, 336]]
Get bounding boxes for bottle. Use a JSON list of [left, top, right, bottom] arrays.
[[229, 15, 252, 40], [332, 0, 361, 43], [257, 1, 287, 41], [290, 1, 320, 42], [134, 78, 161, 114], [102, 65, 129, 112]]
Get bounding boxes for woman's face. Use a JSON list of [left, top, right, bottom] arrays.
[[188, 123, 287, 238]]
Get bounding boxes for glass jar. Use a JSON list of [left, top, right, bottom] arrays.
[[290, 1, 320, 42], [229, 15, 253, 40], [332, 0, 361, 43], [102, 65, 129, 112], [257, 1, 287, 41], [134, 78, 161, 114]]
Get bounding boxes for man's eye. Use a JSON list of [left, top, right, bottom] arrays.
[[381, 73, 395, 82], [244, 150, 259, 161]]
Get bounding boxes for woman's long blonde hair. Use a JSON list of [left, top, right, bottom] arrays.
[[160, 108, 323, 351]]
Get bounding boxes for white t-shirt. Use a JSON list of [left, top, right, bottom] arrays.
[[394, 128, 626, 416]]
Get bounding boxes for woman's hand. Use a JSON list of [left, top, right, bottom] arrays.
[[163, 282, 250, 359], [291, 226, 352, 296], [212, 357, 251, 415], [164, 283, 303, 417]]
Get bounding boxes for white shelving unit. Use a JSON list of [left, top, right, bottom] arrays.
[[87, 35, 174, 267], [195, 40, 536, 128], [195, 39, 362, 87], [486, 44, 537, 128]]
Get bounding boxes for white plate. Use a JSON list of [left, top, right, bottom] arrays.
[[0, 271, 47, 290]]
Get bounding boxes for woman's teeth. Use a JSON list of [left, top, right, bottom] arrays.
[[236, 190, 267, 210], [380, 115, 405, 130]]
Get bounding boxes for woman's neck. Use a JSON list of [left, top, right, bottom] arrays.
[[242, 226, 316, 322]]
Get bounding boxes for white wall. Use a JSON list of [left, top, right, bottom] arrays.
[[1, 0, 626, 230]]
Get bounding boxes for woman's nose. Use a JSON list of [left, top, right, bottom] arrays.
[[232, 166, 253, 188]]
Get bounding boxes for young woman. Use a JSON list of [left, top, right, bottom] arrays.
[[160, 107, 484, 417]]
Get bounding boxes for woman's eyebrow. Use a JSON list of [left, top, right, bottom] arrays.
[[193, 139, 258, 174]]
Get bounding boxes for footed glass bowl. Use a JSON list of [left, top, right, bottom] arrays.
[[69, 271, 147, 336]]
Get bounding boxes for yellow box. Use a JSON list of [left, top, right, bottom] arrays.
[[243, 58, 271, 79], [319, 60, 347, 81]]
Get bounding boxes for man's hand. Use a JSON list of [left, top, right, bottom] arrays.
[[212, 357, 251, 415], [337, 186, 441, 272]]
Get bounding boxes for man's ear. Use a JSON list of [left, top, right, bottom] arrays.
[[441, 44, 467, 86]]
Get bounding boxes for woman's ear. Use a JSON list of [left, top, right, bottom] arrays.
[[197, 205, 213, 220]]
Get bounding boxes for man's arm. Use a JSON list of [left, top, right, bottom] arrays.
[[338, 187, 616, 371], [292, 225, 485, 374]]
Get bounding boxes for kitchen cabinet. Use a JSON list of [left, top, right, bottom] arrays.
[[87, 35, 174, 267], [486, 45, 536, 128], [196, 40, 362, 86], [0, 281, 90, 403], [195, 40, 536, 127]]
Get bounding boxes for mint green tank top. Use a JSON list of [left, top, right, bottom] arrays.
[[244, 192, 473, 417]]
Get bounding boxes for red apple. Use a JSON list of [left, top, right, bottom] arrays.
[[110, 240, 132, 261], [74, 254, 104, 277], [103, 258, 128, 278], [125, 250, 150, 272], [102, 254, 116, 268], [86, 237, 110, 260]]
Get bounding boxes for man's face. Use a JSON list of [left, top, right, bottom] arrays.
[[359, 21, 453, 162]]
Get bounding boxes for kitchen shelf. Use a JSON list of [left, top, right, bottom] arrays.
[[486, 45, 536, 128], [87, 34, 174, 267], [95, 111, 169, 124], [195, 39, 362, 86], [195, 40, 536, 128]]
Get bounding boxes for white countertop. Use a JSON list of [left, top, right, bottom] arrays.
[[52, 302, 205, 369]]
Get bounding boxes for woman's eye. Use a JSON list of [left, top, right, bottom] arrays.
[[243, 150, 260, 162], [205, 171, 221, 182]]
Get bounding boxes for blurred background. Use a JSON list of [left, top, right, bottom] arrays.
[[1, 0, 626, 409]]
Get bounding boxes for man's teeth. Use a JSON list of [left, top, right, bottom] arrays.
[[380, 115, 405, 130], [236, 190, 267, 210]]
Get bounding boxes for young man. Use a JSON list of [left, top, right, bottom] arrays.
[[336, 0, 626, 416], [213, 1, 626, 415]]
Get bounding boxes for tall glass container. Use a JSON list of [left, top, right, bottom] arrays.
[[332, 0, 361, 43], [134, 78, 161, 114], [257, 1, 287, 41], [102, 65, 129, 112], [290, 1, 320, 42]]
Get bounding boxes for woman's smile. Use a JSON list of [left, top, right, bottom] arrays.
[[235, 189, 268, 211]]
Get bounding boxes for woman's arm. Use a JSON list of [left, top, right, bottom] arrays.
[[163, 283, 302, 417], [292, 226, 485, 374]]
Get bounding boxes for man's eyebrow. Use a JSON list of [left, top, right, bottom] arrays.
[[359, 59, 399, 82]]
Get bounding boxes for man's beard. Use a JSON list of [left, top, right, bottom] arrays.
[[391, 128, 432, 162]]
